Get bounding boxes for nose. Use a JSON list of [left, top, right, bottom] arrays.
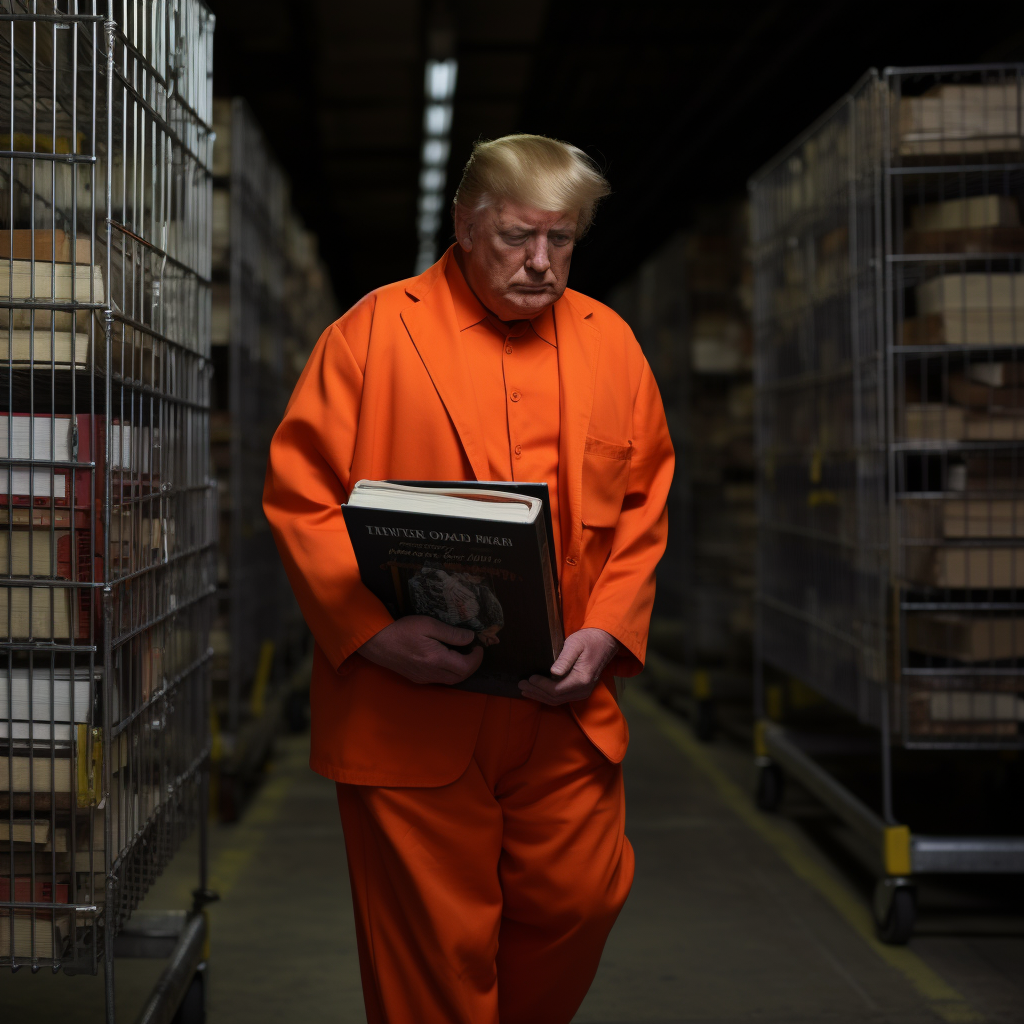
[[524, 235, 551, 274]]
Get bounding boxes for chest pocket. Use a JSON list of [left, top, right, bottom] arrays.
[[581, 436, 633, 528]]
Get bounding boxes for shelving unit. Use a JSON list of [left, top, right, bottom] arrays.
[[750, 64, 1024, 942], [609, 205, 755, 738], [0, 1, 216, 1018], [208, 97, 335, 818]]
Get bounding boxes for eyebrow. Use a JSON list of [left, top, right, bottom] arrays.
[[500, 223, 574, 234]]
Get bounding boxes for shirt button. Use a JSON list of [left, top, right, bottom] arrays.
[[514, 444, 522, 457], [505, 345, 513, 354], [510, 390, 521, 402], [565, 556, 578, 566]]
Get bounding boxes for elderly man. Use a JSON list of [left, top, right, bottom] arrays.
[[264, 134, 674, 1024]]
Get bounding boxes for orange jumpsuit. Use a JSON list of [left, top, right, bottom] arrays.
[[264, 248, 674, 1023]]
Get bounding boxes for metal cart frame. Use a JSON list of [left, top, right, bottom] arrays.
[[0, 2, 216, 1018], [750, 64, 1024, 943]]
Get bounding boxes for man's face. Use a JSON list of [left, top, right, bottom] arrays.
[[454, 200, 578, 321]]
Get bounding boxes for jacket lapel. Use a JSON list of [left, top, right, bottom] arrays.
[[553, 290, 599, 567], [400, 253, 490, 481]]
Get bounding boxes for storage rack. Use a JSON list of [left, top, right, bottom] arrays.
[[609, 207, 755, 739], [750, 64, 1024, 943], [209, 97, 335, 818], [0, 1, 216, 1019]]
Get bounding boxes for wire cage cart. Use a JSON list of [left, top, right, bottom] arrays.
[[0, 0, 216, 1018], [750, 64, 1024, 943], [208, 97, 335, 819], [609, 209, 756, 741]]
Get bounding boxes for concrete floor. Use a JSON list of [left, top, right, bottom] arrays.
[[2, 684, 1022, 1023]]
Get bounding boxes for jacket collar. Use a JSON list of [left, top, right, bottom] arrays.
[[400, 248, 600, 535]]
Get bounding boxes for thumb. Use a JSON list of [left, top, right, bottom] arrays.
[[550, 635, 582, 678], [424, 619, 476, 646]]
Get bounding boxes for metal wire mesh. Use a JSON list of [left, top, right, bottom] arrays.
[[0, 0, 215, 975], [209, 98, 335, 737], [751, 64, 1024, 751]]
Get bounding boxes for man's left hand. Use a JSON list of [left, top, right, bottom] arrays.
[[519, 627, 620, 706]]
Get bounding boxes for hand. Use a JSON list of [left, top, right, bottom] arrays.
[[358, 616, 484, 686], [519, 628, 620, 706]]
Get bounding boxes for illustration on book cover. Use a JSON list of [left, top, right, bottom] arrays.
[[407, 564, 506, 646]]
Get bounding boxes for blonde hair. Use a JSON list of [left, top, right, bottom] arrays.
[[453, 134, 611, 239]]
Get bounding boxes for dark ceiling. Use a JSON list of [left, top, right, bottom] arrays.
[[208, 0, 1024, 311]]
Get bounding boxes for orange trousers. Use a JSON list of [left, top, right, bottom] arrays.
[[335, 695, 634, 1024]]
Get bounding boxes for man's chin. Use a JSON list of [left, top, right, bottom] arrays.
[[503, 289, 558, 316]]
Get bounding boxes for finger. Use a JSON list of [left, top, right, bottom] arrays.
[[423, 618, 476, 646], [432, 644, 485, 679], [549, 638, 583, 678], [518, 683, 563, 706], [523, 669, 591, 701]]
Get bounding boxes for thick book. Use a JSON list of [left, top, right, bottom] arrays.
[[343, 480, 563, 698]]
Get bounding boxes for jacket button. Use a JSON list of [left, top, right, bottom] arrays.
[[505, 345, 513, 354], [510, 390, 521, 402], [514, 444, 522, 456], [565, 556, 577, 566]]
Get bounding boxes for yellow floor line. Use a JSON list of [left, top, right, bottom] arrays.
[[624, 687, 985, 1024], [208, 748, 300, 899]]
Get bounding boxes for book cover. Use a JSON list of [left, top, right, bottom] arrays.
[[343, 482, 563, 699]]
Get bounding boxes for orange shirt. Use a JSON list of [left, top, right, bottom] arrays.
[[445, 256, 562, 564]]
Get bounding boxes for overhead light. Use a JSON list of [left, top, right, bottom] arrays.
[[425, 59, 458, 102], [424, 103, 453, 136], [415, 57, 458, 272], [418, 212, 441, 236], [420, 167, 445, 192], [418, 192, 444, 215], [422, 139, 450, 166]]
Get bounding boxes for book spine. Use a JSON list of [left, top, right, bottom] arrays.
[[533, 513, 564, 661]]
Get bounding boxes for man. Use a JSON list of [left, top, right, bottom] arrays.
[[264, 134, 674, 1024]]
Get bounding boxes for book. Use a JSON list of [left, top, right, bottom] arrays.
[[906, 614, 1024, 662], [905, 545, 1024, 589], [343, 480, 563, 698], [0, 229, 92, 264], [899, 83, 1022, 156], [0, 877, 69, 904], [904, 403, 965, 440], [0, 913, 71, 958], [0, 586, 73, 642], [917, 273, 1024, 314], [0, 667, 92, 724], [968, 362, 1024, 388], [0, 753, 73, 793], [903, 498, 1024, 539], [902, 226, 1024, 256], [0, 328, 90, 366], [0, 819, 67, 851], [927, 690, 1024, 723], [910, 195, 1020, 232], [0, 414, 73, 505], [0, 258, 104, 331], [948, 372, 1024, 408], [0, 527, 70, 576], [903, 310, 1023, 346]]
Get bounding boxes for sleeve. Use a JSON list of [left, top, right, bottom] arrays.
[[262, 314, 394, 671], [582, 358, 675, 676]]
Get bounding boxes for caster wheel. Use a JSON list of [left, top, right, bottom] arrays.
[[873, 881, 916, 945], [171, 964, 206, 1024], [755, 762, 784, 812], [694, 699, 717, 742]]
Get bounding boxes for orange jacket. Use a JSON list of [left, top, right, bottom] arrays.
[[263, 250, 674, 786]]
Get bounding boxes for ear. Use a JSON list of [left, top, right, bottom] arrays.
[[453, 203, 474, 252]]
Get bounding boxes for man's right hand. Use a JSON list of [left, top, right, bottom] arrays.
[[357, 615, 484, 685]]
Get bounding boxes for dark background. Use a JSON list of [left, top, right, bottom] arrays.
[[207, 0, 1024, 310]]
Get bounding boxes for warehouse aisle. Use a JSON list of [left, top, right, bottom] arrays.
[[3, 685, 1021, 1023]]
